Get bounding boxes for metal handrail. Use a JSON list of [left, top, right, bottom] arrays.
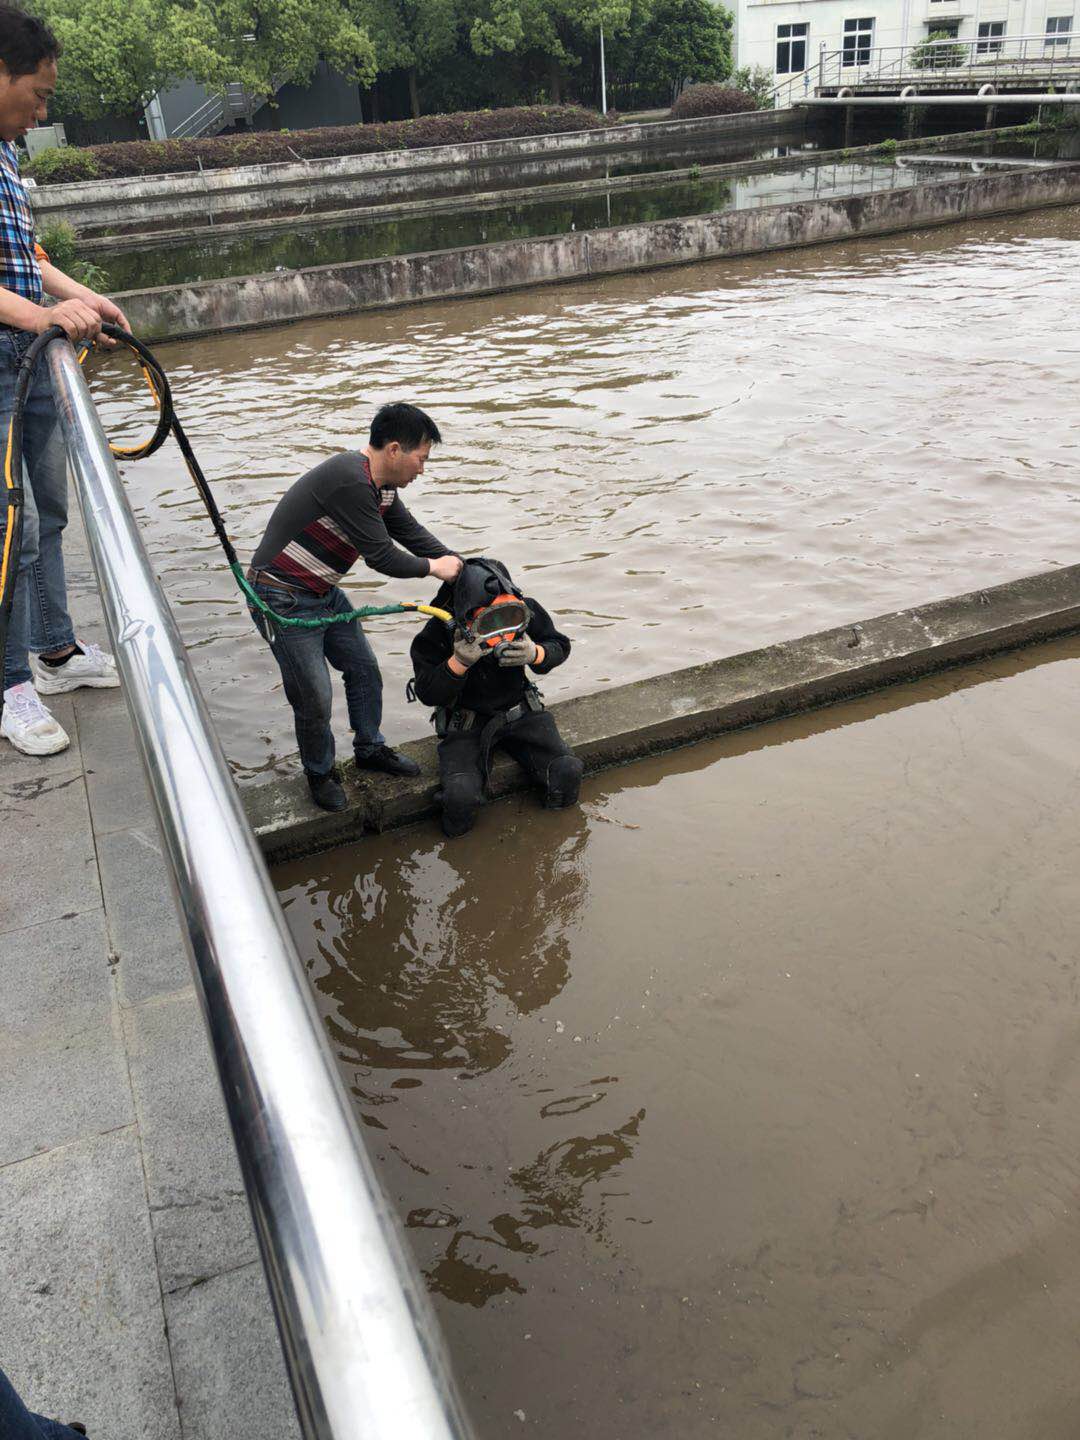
[[172, 91, 227, 140], [46, 336, 474, 1440], [766, 28, 1080, 109], [814, 32, 1080, 91]]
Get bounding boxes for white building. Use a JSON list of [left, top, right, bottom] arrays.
[[734, 0, 1076, 96]]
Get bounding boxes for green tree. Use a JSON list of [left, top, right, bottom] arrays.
[[34, 0, 189, 115], [197, 0, 376, 97], [470, 0, 632, 104], [351, 0, 458, 116], [632, 0, 731, 101], [33, 0, 376, 117]]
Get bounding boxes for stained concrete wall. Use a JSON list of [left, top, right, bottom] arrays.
[[115, 160, 1080, 344], [83, 129, 811, 245], [245, 562, 1080, 864], [31, 110, 801, 235]]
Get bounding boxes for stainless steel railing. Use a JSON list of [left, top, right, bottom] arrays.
[[770, 31, 1080, 109], [46, 336, 474, 1440]]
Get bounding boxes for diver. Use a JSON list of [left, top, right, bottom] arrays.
[[247, 402, 462, 811], [409, 557, 584, 837]]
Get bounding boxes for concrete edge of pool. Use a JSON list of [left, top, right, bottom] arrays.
[[244, 561, 1080, 865], [111, 157, 1080, 344]]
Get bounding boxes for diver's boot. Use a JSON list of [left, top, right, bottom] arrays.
[[544, 754, 584, 810], [306, 768, 347, 811], [440, 772, 483, 836]]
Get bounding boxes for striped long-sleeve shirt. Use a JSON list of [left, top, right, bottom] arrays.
[[250, 450, 451, 593]]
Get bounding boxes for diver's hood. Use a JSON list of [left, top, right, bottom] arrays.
[[450, 557, 524, 626]]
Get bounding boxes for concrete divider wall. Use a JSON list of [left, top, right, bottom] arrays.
[[244, 562, 1080, 865], [116, 160, 1080, 343], [33, 110, 801, 233]]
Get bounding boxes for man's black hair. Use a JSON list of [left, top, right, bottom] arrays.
[[369, 402, 441, 451], [0, 5, 60, 78]]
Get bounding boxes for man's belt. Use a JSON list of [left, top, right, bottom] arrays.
[[246, 567, 315, 594]]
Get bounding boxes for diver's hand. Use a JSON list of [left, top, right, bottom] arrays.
[[497, 636, 539, 668], [452, 632, 487, 669], [429, 554, 463, 583]]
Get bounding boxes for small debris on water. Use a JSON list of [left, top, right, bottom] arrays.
[[555, 1020, 565, 1033], [514, 1410, 526, 1422]]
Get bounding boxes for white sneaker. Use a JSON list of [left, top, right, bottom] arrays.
[[31, 641, 119, 695], [1, 681, 70, 755]]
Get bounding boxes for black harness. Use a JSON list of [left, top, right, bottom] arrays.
[[430, 681, 546, 789]]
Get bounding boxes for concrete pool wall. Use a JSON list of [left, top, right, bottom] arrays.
[[115, 157, 1080, 342], [245, 562, 1080, 864], [32, 110, 805, 236]]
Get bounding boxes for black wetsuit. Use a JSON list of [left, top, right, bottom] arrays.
[[410, 597, 584, 836]]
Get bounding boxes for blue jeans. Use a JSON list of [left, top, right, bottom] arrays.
[[251, 581, 384, 776], [0, 329, 76, 690], [0, 1363, 85, 1439]]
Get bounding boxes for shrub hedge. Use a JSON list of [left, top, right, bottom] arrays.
[[23, 145, 100, 182], [23, 105, 605, 186], [670, 85, 757, 120]]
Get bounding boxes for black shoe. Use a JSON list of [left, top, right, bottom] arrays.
[[354, 744, 420, 778], [67, 1427, 88, 1437], [306, 769, 347, 811]]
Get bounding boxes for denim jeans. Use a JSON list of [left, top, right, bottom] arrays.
[[0, 1363, 85, 1439], [0, 328, 76, 690], [251, 581, 384, 776]]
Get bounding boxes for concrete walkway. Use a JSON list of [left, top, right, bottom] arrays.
[[0, 510, 298, 1439]]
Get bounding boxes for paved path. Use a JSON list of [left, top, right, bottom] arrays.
[[0, 507, 298, 1439]]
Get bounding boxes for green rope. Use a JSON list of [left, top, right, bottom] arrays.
[[232, 563, 425, 629]]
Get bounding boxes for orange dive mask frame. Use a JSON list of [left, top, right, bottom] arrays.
[[463, 593, 531, 649]]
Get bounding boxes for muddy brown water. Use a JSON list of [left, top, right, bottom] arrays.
[[89, 204, 1080, 782], [276, 634, 1080, 1439]]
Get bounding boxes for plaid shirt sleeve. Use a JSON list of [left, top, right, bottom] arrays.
[[0, 142, 42, 306]]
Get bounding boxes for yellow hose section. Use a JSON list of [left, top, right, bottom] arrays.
[[0, 419, 16, 607]]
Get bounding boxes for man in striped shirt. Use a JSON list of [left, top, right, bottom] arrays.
[[0, 6, 130, 757], [249, 402, 462, 811]]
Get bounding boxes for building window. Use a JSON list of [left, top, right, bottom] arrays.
[[925, 17, 960, 34], [776, 22, 809, 73], [976, 20, 1005, 53], [1046, 15, 1072, 47], [843, 17, 875, 65]]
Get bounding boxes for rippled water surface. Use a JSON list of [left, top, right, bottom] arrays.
[[276, 636, 1080, 1439], [89, 206, 1080, 779]]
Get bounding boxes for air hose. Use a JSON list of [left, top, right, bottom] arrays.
[[0, 322, 452, 727]]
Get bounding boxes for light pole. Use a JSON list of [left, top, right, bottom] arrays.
[[600, 23, 608, 115]]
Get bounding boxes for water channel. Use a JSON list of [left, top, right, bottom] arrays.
[[90, 203, 1080, 782], [276, 633, 1080, 1438], [91, 147, 1040, 290], [82, 159, 1080, 1435]]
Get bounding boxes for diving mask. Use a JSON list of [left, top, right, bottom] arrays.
[[463, 594, 531, 649]]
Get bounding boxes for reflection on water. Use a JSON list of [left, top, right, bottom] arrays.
[[276, 634, 1080, 1438], [96, 157, 1000, 290], [88, 205, 1080, 780]]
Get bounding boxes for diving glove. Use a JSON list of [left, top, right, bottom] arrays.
[[496, 636, 538, 668], [452, 632, 487, 668]]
